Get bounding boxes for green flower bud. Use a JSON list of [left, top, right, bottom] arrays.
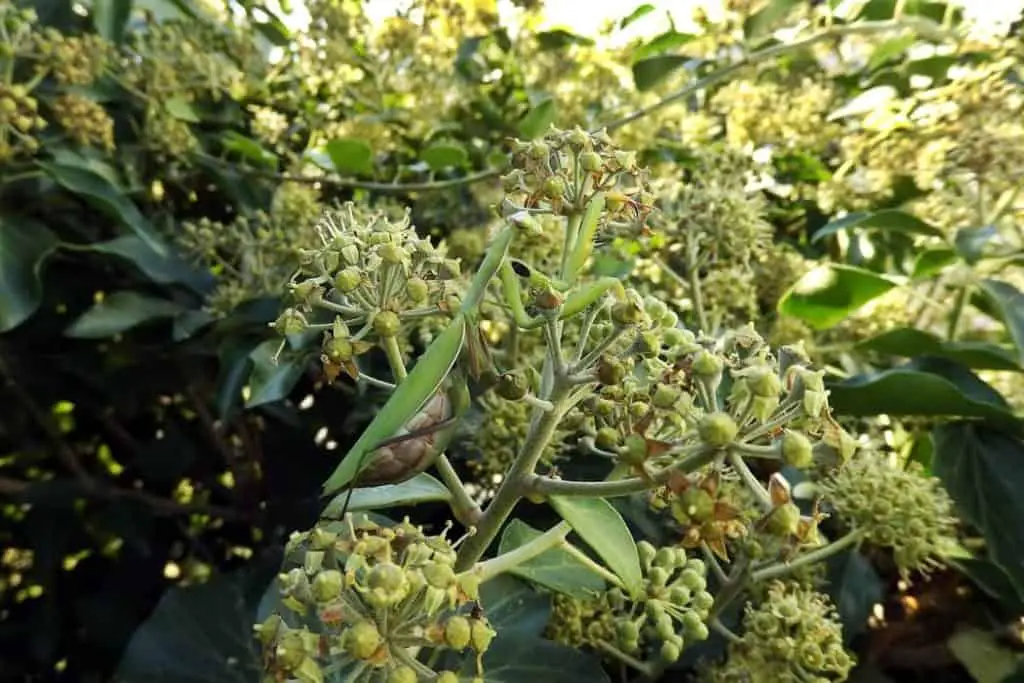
[[387, 666, 417, 683], [597, 357, 627, 385], [653, 547, 677, 569], [496, 371, 530, 401], [676, 488, 715, 523], [692, 350, 723, 377], [365, 561, 409, 606], [595, 426, 622, 451], [765, 502, 802, 537], [747, 368, 782, 397], [688, 621, 709, 642], [345, 621, 382, 660], [668, 585, 691, 605], [579, 151, 602, 172], [311, 570, 343, 603], [437, 672, 460, 683], [378, 243, 406, 265], [648, 566, 671, 587], [544, 175, 567, 198], [698, 412, 738, 447], [681, 611, 704, 635], [293, 657, 323, 683], [638, 540, 657, 569], [275, 308, 308, 335], [616, 619, 640, 647], [445, 616, 472, 650], [308, 527, 338, 551], [528, 141, 550, 159], [655, 614, 676, 640], [679, 569, 706, 592], [652, 384, 680, 409], [470, 620, 496, 652], [611, 299, 645, 326], [423, 561, 455, 589], [406, 277, 429, 303], [659, 640, 682, 663], [692, 591, 715, 611], [780, 430, 814, 468], [620, 434, 648, 465], [334, 267, 362, 292], [323, 336, 354, 363], [373, 311, 402, 338], [254, 614, 284, 646]]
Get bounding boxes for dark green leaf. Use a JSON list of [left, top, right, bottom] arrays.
[[955, 225, 999, 264], [326, 138, 374, 176], [912, 247, 957, 278], [421, 142, 469, 171], [88, 235, 213, 294], [216, 339, 258, 419], [632, 55, 690, 91], [979, 280, 1024, 366], [0, 216, 59, 332], [115, 567, 267, 682], [221, 131, 278, 169], [322, 473, 452, 516], [245, 340, 306, 408], [811, 209, 943, 242], [952, 557, 1024, 613], [164, 96, 200, 122], [620, 4, 655, 29], [92, 0, 133, 43], [947, 628, 1020, 683], [466, 631, 611, 683], [868, 33, 917, 70], [934, 422, 1024, 599], [857, 327, 1021, 371], [498, 520, 607, 598], [536, 29, 594, 50], [907, 432, 935, 472], [826, 550, 883, 643], [481, 574, 551, 638], [39, 162, 169, 255], [549, 496, 643, 593], [517, 99, 557, 139], [829, 357, 1016, 421], [778, 264, 897, 330], [632, 31, 696, 61], [744, 0, 800, 39], [65, 291, 185, 338]]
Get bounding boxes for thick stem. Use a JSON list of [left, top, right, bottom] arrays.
[[436, 454, 482, 527], [454, 384, 573, 571], [382, 335, 408, 382], [471, 521, 572, 583], [751, 529, 865, 583]]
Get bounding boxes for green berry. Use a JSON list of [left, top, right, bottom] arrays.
[[406, 277, 429, 303], [692, 350, 723, 377], [620, 434, 648, 465], [653, 547, 676, 569], [387, 666, 417, 683], [373, 311, 402, 337], [470, 620, 496, 652], [544, 175, 567, 198], [679, 569, 706, 592], [652, 384, 679, 409], [698, 412, 738, 447], [334, 267, 362, 292], [345, 621, 382, 660], [579, 151, 602, 171], [595, 427, 622, 451], [660, 640, 682, 663], [311, 569, 343, 602], [676, 488, 715, 523], [668, 585, 691, 605], [765, 502, 802, 537], [781, 430, 814, 468], [496, 371, 529, 401], [444, 616, 472, 650]]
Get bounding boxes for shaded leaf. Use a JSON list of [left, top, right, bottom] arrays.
[[322, 473, 452, 517], [326, 138, 374, 175], [164, 96, 200, 122], [778, 264, 897, 330], [857, 327, 1021, 371], [826, 550, 883, 643], [979, 279, 1024, 366], [632, 31, 696, 61], [92, 0, 133, 43], [912, 247, 957, 278], [829, 357, 1015, 421], [421, 142, 469, 171], [465, 631, 611, 683], [0, 216, 59, 332], [39, 162, 168, 255], [811, 209, 943, 242], [947, 628, 1019, 683], [498, 520, 606, 598], [633, 55, 690, 92], [952, 557, 1024, 613], [536, 29, 594, 50], [549, 496, 643, 593], [221, 131, 278, 169], [245, 340, 306, 408], [481, 574, 551, 638], [65, 291, 185, 338], [955, 225, 999, 264], [88, 235, 213, 294], [934, 422, 1024, 599], [517, 99, 556, 139]]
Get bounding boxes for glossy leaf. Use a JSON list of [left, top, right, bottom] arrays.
[[88, 235, 213, 294], [549, 496, 643, 593], [65, 292, 185, 338], [632, 31, 696, 61], [811, 209, 943, 242], [934, 422, 1024, 598], [322, 473, 452, 517], [633, 55, 690, 91], [954, 225, 999, 264], [465, 632, 611, 683], [480, 574, 551, 638], [321, 315, 465, 495], [826, 549, 883, 643], [857, 327, 1021, 371], [952, 557, 1024, 612], [244, 340, 307, 408], [979, 279, 1024, 366], [221, 131, 278, 168], [0, 216, 59, 333], [498, 520, 606, 598], [92, 0, 132, 43], [517, 99, 556, 139], [778, 264, 897, 330], [326, 138, 374, 175], [828, 357, 1016, 421], [421, 142, 469, 171]]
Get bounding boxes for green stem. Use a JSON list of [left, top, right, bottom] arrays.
[[454, 384, 573, 571], [727, 451, 772, 510], [471, 521, 572, 583], [595, 640, 655, 677], [560, 542, 627, 589], [685, 233, 709, 333], [382, 335, 408, 382], [436, 454, 482, 526], [751, 529, 865, 583], [946, 283, 971, 341]]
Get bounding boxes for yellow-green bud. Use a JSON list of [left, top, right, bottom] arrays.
[[611, 299, 644, 326], [652, 384, 679, 409], [254, 614, 284, 646], [387, 666, 417, 683], [595, 426, 621, 450], [765, 502, 802, 537], [496, 371, 529, 401], [698, 412, 738, 447], [668, 585, 691, 605], [308, 527, 338, 550], [679, 569, 706, 592], [748, 368, 782, 397], [692, 350, 723, 377], [294, 657, 324, 683], [566, 128, 589, 148], [345, 621, 382, 660], [275, 308, 308, 335], [373, 311, 402, 338], [311, 570, 343, 602], [406, 277, 429, 303], [544, 175, 566, 198], [675, 487, 715, 523], [334, 267, 362, 293], [378, 243, 405, 265], [437, 672, 460, 683], [528, 141, 550, 159], [579, 151, 602, 172], [323, 337, 353, 363], [445, 615, 472, 650], [620, 434, 648, 465], [648, 566, 670, 587], [660, 640, 682, 663], [470, 620, 496, 652], [780, 430, 814, 468], [423, 561, 455, 589]]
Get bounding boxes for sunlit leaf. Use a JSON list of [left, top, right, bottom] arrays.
[[326, 138, 374, 176], [517, 99, 557, 139], [322, 473, 452, 517], [549, 496, 643, 593], [778, 264, 898, 330], [498, 520, 606, 598]]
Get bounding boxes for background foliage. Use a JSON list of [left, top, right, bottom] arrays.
[[2, 0, 1024, 680]]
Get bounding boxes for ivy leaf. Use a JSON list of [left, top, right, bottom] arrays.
[[857, 328, 1021, 371], [244, 340, 307, 408], [326, 138, 374, 176], [322, 473, 452, 517], [811, 209, 943, 242], [549, 496, 643, 593], [912, 247, 957, 278], [620, 4, 656, 29], [480, 574, 551, 638], [934, 422, 1024, 599], [778, 264, 897, 330], [952, 557, 1024, 613], [954, 225, 999, 264], [826, 550, 883, 643], [421, 142, 469, 171], [0, 216, 59, 333], [828, 357, 1016, 421], [947, 628, 1020, 683], [979, 279, 1024, 366], [498, 520, 606, 598], [222, 131, 278, 169], [65, 291, 185, 338], [39, 162, 169, 256], [632, 55, 690, 92], [88, 235, 213, 294], [92, 0, 133, 43], [632, 31, 696, 61], [164, 96, 200, 123], [465, 632, 611, 683], [536, 29, 594, 50], [517, 99, 556, 139]]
